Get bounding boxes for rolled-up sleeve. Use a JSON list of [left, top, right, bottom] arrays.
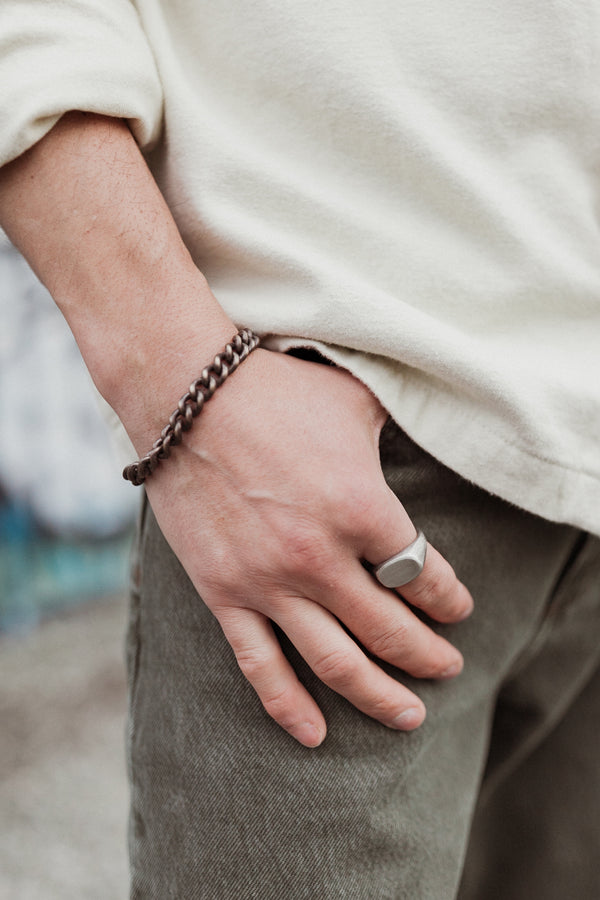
[[0, 0, 164, 166]]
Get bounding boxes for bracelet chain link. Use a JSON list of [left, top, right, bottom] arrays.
[[123, 328, 260, 485]]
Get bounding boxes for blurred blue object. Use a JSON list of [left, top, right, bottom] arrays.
[[0, 232, 138, 632], [0, 496, 132, 633]]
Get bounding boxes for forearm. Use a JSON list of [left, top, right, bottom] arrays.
[[0, 111, 235, 450]]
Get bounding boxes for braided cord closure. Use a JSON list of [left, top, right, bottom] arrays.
[[123, 328, 260, 485]]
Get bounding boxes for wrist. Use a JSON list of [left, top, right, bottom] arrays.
[[99, 285, 239, 453], [122, 328, 261, 484]]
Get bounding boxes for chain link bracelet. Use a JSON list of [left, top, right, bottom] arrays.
[[123, 328, 260, 485]]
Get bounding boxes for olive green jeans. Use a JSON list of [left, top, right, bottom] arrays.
[[127, 420, 600, 899]]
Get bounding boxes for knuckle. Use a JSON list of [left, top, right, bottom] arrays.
[[410, 565, 456, 609], [367, 622, 416, 661], [313, 646, 357, 688], [368, 691, 406, 721], [336, 486, 381, 535], [281, 524, 331, 577], [261, 685, 296, 725], [235, 647, 272, 682]]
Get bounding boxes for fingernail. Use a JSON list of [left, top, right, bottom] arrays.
[[457, 602, 474, 622], [441, 660, 463, 678], [290, 722, 325, 747], [391, 707, 424, 730]]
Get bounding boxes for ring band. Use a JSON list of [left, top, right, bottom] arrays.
[[373, 530, 427, 588]]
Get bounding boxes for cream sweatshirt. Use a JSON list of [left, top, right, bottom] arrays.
[[1, 0, 599, 535]]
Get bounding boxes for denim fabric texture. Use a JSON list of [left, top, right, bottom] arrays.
[[127, 420, 600, 899]]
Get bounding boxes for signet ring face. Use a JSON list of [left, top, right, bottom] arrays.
[[373, 530, 427, 589]]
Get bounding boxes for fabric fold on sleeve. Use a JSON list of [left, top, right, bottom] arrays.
[[0, 0, 164, 166]]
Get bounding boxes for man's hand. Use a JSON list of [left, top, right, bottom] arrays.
[[144, 349, 473, 747], [0, 112, 472, 747]]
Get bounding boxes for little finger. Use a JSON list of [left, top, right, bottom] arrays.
[[216, 606, 327, 748]]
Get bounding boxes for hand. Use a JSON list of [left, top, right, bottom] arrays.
[[0, 114, 470, 746], [144, 349, 473, 747], [0, 112, 471, 747]]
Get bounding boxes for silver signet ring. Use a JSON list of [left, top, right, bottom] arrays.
[[373, 530, 427, 589]]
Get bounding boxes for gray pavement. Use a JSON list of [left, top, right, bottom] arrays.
[[0, 595, 129, 900]]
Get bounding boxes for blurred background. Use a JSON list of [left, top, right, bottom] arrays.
[[0, 231, 137, 898]]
